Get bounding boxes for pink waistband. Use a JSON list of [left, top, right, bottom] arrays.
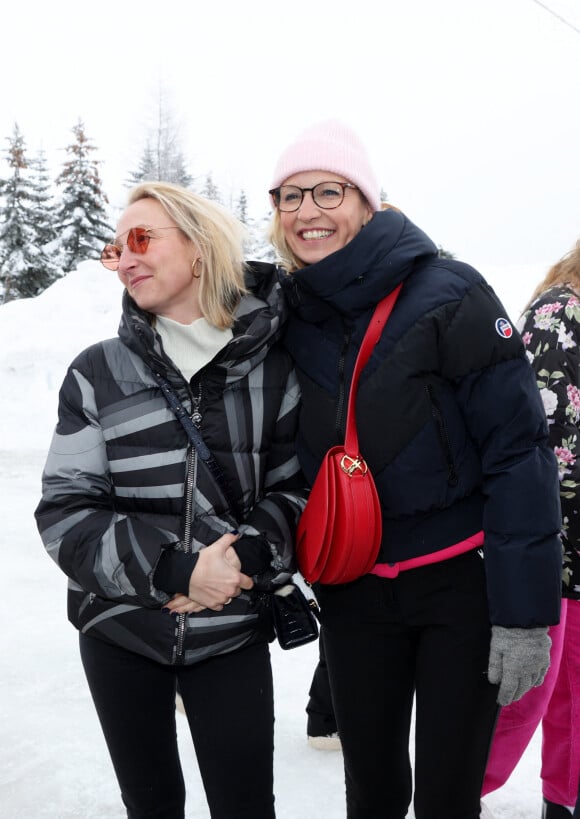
[[370, 531, 485, 579]]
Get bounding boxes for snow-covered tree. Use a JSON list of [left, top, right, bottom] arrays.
[[127, 88, 194, 187], [245, 212, 276, 262], [54, 120, 113, 273], [0, 125, 60, 302], [126, 144, 157, 186], [203, 172, 220, 202], [28, 149, 58, 245], [236, 189, 248, 224]]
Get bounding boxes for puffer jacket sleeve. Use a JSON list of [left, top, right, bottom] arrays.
[[35, 361, 179, 607], [439, 275, 562, 627], [519, 289, 580, 597], [235, 366, 307, 583]]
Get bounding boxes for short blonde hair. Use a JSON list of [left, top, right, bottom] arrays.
[[127, 182, 247, 329]]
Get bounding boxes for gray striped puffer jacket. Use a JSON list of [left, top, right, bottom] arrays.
[[35, 262, 307, 665]]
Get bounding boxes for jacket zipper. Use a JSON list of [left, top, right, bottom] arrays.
[[425, 384, 459, 486], [175, 381, 202, 664]]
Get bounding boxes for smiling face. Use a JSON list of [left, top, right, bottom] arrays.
[[115, 198, 201, 323], [278, 171, 373, 266]]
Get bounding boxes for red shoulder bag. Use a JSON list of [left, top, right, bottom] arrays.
[[296, 283, 402, 584]]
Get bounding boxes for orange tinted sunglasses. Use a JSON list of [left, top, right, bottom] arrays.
[[101, 226, 180, 270]]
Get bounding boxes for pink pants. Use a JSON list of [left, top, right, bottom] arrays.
[[482, 599, 580, 807]]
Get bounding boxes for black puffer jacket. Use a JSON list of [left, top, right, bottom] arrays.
[[280, 209, 562, 628], [36, 263, 307, 665]]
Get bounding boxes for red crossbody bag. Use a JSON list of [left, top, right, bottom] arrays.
[[296, 283, 402, 584]]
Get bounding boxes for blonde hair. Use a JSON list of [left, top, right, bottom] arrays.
[[526, 240, 580, 308], [127, 182, 247, 329], [268, 210, 305, 272]]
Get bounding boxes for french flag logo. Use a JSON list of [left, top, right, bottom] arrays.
[[495, 317, 513, 339]]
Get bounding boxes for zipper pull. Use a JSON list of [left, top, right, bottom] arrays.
[[191, 381, 202, 427]]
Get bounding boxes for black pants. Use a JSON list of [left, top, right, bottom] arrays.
[[306, 632, 338, 736], [79, 634, 275, 819], [317, 550, 499, 819]]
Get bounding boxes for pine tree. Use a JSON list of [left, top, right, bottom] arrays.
[[28, 149, 62, 292], [245, 212, 276, 262], [203, 172, 220, 202], [127, 88, 194, 187], [236, 189, 248, 224], [126, 143, 157, 186], [0, 124, 59, 302], [168, 151, 194, 189], [54, 120, 113, 273], [437, 245, 456, 259]]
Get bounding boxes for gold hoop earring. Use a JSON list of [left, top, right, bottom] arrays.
[[192, 258, 202, 279]]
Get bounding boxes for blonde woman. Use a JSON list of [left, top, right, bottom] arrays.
[[36, 182, 306, 819]]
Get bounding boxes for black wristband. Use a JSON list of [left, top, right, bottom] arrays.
[[153, 550, 199, 595]]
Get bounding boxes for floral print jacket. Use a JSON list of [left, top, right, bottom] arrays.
[[518, 284, 580, 599]]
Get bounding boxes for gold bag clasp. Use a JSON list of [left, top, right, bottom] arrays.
[[340, 454, 369, 476]]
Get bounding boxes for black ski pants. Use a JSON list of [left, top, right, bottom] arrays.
[[317, 549, 500, 819], [79, 634, 275, 819]]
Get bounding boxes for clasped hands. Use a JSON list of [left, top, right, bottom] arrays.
[[163, 532, 254, 615]]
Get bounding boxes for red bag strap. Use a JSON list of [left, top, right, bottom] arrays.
[[344, 282, 403, 454]]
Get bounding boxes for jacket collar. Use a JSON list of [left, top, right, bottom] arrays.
[[279, 209, 437, 321], [117, 262, 285, 383]]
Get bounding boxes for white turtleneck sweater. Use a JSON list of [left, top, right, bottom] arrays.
[[155, 315, 233, 382]]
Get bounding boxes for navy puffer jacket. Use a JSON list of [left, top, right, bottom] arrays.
[[280, 208, 562, 628]]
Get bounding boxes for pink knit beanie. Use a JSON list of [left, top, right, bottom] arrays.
[[270, 119, 381, 212]]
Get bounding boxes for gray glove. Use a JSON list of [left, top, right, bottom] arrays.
[[488, 626, 551, 706]]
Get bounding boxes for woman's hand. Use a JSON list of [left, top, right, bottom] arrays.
[[224, 545, 242, 570], [164, 593, 206, 614], [189, 532, 253, 609], [163, 533, 253, 614]]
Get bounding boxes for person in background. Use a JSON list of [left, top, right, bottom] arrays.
[[267, 118, 562, 819], [481, 241, 580, 819], [306, 633, 340, 750], [35, 181, 306, 819]]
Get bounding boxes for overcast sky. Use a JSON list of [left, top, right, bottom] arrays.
[[2, 0, 579, 270]]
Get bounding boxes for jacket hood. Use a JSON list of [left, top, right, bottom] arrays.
[[279, 208, 438, 321], [118, 261, 285, 384]]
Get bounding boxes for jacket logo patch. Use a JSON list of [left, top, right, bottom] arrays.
[[495, 317, 513, 339]]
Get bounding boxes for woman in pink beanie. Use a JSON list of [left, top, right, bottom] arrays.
[[268, 119, 562, 819]]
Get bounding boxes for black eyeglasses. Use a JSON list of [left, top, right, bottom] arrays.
[[268, 181, 358, 212], [100, 226, 180, 271]]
